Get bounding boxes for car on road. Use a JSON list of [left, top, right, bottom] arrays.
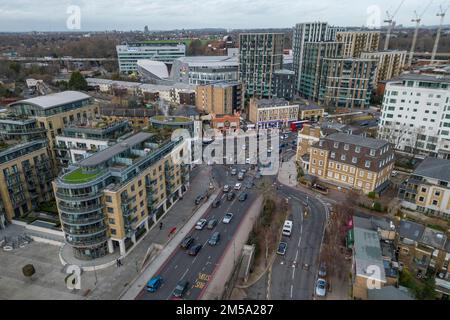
[[188, 244, 202, 256], [207, 218, 218, 229], [195, 219, 207, 230], [222, 212, 234, 224], [234, 183, 242, 190], [231, 168, 237, 175], [208, 232, 221, 246], [246, 158, 251, 164], [240, 168, 247, 174], [315, 278, 327, 297], [238, 192, 248, 201], [282, 220, 293, 236], [226, 192, 235, 201], [146, 275, 162, 292], [180, 236, 195, 250], [242, 144, 247, 150], [318, 263, 327, 278], [391, 170, 398, 177], [277, 242, 287, 255], [172, 280, 189, 298], [238, 172, 245, 181], [223, 185, 230, 193], [212, 199, 221, 208], [195, 195, 204, 205]]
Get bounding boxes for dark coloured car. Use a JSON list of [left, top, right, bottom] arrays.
[[172, 280, 189, 298], [208, 232, 220, 246], [318, 262, 327, 278], [238, 192, 248, 202], [180, 236, 194, 249], [277, 242, 287, 255], [195, 195, 204, 205], [188, 244, 202, 256], [227, 192, 235, 201], [207, 218, 217, 229], [212, 199, 221, 208]]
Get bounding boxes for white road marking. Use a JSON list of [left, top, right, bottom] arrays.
[[180, 268, 190, 280], [290, 284, 293, 298]]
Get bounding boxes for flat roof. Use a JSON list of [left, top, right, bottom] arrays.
[[79, 132, 153, 167], [9, 91, 90, 110], [353, 226, 386, 282], [175, 55, 238, 67], [399, 220, 425, 242], [389, 73, 450, 84]]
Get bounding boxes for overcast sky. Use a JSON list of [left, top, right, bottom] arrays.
[[0, 0, 448, 32]]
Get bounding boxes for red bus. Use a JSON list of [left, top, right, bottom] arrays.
[[290, 120, 310, 132]]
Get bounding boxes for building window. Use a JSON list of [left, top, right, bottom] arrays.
[[432, 200, 438, 206], [365, 161, 371, 168], [341, 154, 346, 161], [331, 152, 336, 159], [110, 229, 116, 235], [355, 146, 361, 153], [138, 180, 142, 187], [108, 218, 115, 225], [421, 187, 427, 193], [107, 207, 114, 213], [434, 190, 441, 197], [344, 144, 349, 151], [370, 149, 375, 156], [418, 196, 424, 202], [334, 142, 339, 148], [105, 196, 112, 203], [352, 157, 357, 164]]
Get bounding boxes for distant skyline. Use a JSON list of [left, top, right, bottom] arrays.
[[0, 0, 448, 32]]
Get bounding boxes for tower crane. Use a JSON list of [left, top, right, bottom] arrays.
[[408, 1, 434, 68], [431, 4, 449, 62], [384, 0, 405, 50]]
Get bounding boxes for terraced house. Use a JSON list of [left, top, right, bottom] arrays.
[[399, 157, 450, 219], [308, 133, 395, 194], [53, 132, 190, 260]]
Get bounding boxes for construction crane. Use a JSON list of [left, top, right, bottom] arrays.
[[431, 4, 449, 62], [384, 0, 406, 50], [408, 1, 434, 68]]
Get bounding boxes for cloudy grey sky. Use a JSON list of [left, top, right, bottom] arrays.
[[0, 0, 447, 32]]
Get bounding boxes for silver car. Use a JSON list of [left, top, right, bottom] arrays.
[[315, 278, 327, 297]]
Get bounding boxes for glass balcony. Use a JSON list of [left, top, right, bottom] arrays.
[[60, 213, 105, 225]]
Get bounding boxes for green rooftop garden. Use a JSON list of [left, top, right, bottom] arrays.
[[63, 168, 101, 184]]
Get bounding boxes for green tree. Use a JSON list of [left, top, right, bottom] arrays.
[[68, 71, 88, 91], [9, 62, 21, 74]]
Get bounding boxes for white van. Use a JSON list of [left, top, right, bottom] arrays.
[[282, 220, 293, 236]]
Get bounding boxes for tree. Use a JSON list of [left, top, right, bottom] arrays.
[[22, 264, 36, 280], [68, 71, 88, 91]]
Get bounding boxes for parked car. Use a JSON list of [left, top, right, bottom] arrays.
[[222, 212, 234, 224], [315, 278, 327, 297], [238, 172, 245, 181], [195, 218, 207, 230], [391, 170, 398, 177], [238, 192, 248, 201], [207, 218, 217, 229], [180, 236, 194, 249], [208, 232, 221, 246], [240, 168, 247, 174], [188, 244, 202, 256], [231, 168, 237, 175], [172, 280, 189, 298], [195, 195, 204, 205], [318, 262, 327, 278], [277, 242, 287, 255], [146, 275, 162, 292], [227, 192, 235, 201], [223, 185, 230, 193], [234, 183, 242, 190], [212, 199, 221, 208], [245, 158, 251, 164]]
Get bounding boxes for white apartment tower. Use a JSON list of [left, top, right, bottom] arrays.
[[378, 74, 450, 158]]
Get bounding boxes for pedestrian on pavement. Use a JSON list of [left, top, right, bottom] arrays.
[[118, 258, 122, 267], [116, 258, 119, 268], [159, 222, 163, 230]]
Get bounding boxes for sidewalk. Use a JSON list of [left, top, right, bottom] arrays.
[[120, 188, 221, 300]]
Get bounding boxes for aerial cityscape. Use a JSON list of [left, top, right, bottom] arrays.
[[1, 0, 450, 306]]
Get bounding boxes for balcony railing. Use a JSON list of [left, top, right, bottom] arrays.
[[63, 225, 107, 236], [66, 233, 108, 247], [60, 213, 105, 225], [58, 203, 104, 214], [56, 191, 102, 202]]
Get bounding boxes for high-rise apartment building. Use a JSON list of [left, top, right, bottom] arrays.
[[378, 74, 450, 158], [272, 69, 295, 101], [361, 50, 407, 84], [238, 33, 284, 98], [298, 42, 343, 101], [319, 58, 377, 109], [116, 41, 186, 74], [335, 31, 380, 58], [53, 132, 190, 260], [292, 22, 329, 92]]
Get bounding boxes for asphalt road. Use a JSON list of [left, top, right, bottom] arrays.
[[269, 184, 328, 300], [138, 164, 258, 300]]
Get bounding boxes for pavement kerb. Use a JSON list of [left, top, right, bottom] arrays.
[[119, 189, 221, 300]]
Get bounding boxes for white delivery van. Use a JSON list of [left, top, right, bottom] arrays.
[[282, 220, 293, 236]]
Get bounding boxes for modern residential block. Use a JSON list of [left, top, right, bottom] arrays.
[[238, 33, 283, 98], [378, 74, 450, 158], [335, 31, 380, 58], [361, 50, 407, 84], [195, 82, 244, 115], [53, 132, 190, 260]]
